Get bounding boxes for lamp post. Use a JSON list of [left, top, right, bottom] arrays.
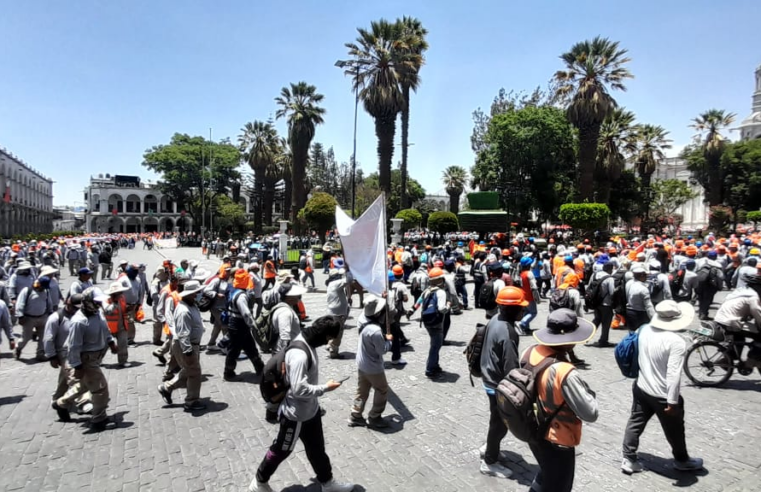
[[335, 60, 359, 219]]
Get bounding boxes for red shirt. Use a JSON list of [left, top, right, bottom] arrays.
[[520, 271, 534, 302]]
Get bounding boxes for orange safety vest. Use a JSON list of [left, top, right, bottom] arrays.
[[105, 297, 129, 335], [528, 345, 582, 447], [160, 285, 181, 336], [573, 258, 585, 280], [264, 260, 276, 280], [552, 255, 565, 276], [554, 265, 572, 288]]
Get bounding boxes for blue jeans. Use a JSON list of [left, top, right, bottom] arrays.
[[520, 301, 538, 331], [456, 283, 468, 309], [425, 327, 443, 374]]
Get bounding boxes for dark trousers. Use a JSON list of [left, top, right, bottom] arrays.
[[529, 438, 576, 492], [626, 310, 650, 331], [697, 287, 717, 317], [256, 411, 332, 484], [443, 312, 451, 340], [539, 278, 551, 298], [593, 305, 614, 343], [473, 278, 484, 308], [224, 318, 262, 374], [390, 320, 403, 361], [622, 383, 689, 462], [455, 284, 468, 309], [264, 278, 275, 291], [484, 393, 508, 464]]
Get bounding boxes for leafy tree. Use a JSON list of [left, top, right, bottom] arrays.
[[214, 195, 247, 235], [596, 108, 636, 203], [413, 198, 443, 225], [427, 211, 459, 234], [142, 133, 240, 233], [555, 37, 633, 201], [607, 170, 642, 226], [340, 19, 421, 197], [633, 124, 672, 218], [650, 179, 698, 219], [396, 16, 428, 209], [362, 169, 425, 217], [708, 205, 733, 234], [721, 138, 761, 214], [690, 109, 736, 206], [442, 166, 468, 215], [275, 81, 326, 221], [396, 208, 423, 231], [238, 121, 280, 233], [302, 192, 338, 234], [559, 203, 610, 232], [747, 210, 761, 228]]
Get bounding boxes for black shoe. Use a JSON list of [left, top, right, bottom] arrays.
[[152, 351, 167, 366], [588, 341, 615, 348], [184, 401, 207, 411], [223, 371, 237, 382], [253, 358, 264, 375], [162, 373, 174, 382], [157, 385, 173, 405], [52, 402, 71, 422], [265, 410, 278, 424], [570, 358, 589, 367], [368, 416, 389, 429], [88, 418, 109, 431], [127, 339, 136, 346], [152, 340, 163, 346], [400, 338, 410, 347]]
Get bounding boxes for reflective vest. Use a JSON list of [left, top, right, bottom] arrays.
[[554, 265, 573, 288], [573, 258, 585, 280], [160, 285, 181, 336], [264, 260, 276, 279], [552, 255, 565, 276], [528, 345, 582, 448], [105, 297, 129, 335]]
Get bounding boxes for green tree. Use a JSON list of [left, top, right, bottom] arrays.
[[362, 168, 425, 217], [596, 108, 636, 203], [396, 16, 428, 209], [395, 208, 423, 231], [607, 169, 643, 227], [555, 37, 633, 201], [721, 138, 761, 214], [427, 211, 459, 234], [302, 192, 338, 234], [442, 166, 468, 215], [214, 195, 247, 235], [690, 109, 736, 206], [142, 133, 240, 233], [559, 203, 610, 233], [238, 121, 280, 233], [275, 82, 326, 221], [340, 19, 421, 198], [650, 179, 698, 219], [412, 198, 443, 225], [747, 210, 761, 228], [634, 124, 672, 220]]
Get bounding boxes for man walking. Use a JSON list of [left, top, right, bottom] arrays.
[[68, 267, 93, 301], [625, 266, 655, 331], [103, 282, 131, 367], [588, 262, 616, 347], [621, 300, 704, 474], [15, 276, 54, 361], [224, 270, 265, 381], [120, 265, 145, 345]]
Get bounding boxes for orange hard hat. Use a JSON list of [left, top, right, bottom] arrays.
[[562, 273, 580, 288], [685, 245, 698, 256], [502, 249, 511, 257], [428, 267, 444, 279], [608, 247, 617, 254], [392, 265, 404, 276], [496, 286, 529, 307]]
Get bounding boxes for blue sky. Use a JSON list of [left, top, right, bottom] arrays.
[[1, 0, 759, 206]]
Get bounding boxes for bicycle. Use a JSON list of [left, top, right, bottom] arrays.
[[684, 320, 761, 387]]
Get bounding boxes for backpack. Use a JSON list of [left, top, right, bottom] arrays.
[[669, 269, 685, 295], [260, 340, 313, 403], [197, 293, 213, 312], [420, 289, 444, 327], [411, 272, 428, 294], [479, 279, 498, 310], [549, 287, 572, 311], [611, 271, 628, 315], [454, 266, 466, 288], [646, 273, 663, 299], [494, 350, 563, 442], [472, 262, 485, 282], [584, 273, 606, 310], [253, 303, 289, 351], [222, 288, 245, 325], [615, 329, 640, 378], [299, 256, 307, 270], [464, 322, 489, 386]]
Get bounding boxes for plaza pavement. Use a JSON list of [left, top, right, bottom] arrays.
[[0, 245, 759, 492]]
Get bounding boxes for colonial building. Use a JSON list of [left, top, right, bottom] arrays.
[[0, 147, 55, 237], [653, 157, 708, 231], [84, 174, 193, 233], [738, 64, 761, 141]]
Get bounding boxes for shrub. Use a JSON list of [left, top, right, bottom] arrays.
[[746, 210, 761, 225], [302, 193, 338, 233], [396, 208, 423, 231], [466, 191, 500, 210], [427, 211, 459, 234], [558, 203, 610, 232]]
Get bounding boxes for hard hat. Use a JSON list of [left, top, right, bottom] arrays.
[[496, 286, 529, 307]]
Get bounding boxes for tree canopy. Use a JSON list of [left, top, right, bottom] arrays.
[[302, 192, 338, 233]]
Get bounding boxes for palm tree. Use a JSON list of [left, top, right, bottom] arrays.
[[691, 109, 736, 206], [555, 36, 633, 201], [396, 16, 428, 209], [340, 19, 421, 198], [442, 166, 468, 214], [275, 82, 325, 221], [238, 120, 279, 233], [596, 108, 636, 203], [634, 124, 672, 219]]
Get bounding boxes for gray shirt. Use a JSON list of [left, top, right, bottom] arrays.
[[173, 301, 204, 353], [68, 279, 93, 299], [122, 277, 143, 305], [48, 277, 63, 307], [273, 305, 301, 352], [626, 280, 655, 319], [326, 278, 349, 317], [281, 333, 327, 422], [480, 316, 519, 390], [356, 319, 388, 375], [0, 300, 12, 342], [9, 273, 34, 300], [66, 310, 112, 368], [250, 272, 263, 298], [16, 287, 53, 317], [43, 309, 74, 359]]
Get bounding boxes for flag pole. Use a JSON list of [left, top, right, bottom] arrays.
[[381, 193, 392, 338]]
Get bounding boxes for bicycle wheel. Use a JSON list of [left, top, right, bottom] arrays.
[[684, 341, 734, 387]]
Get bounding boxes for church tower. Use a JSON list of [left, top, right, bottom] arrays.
[[739, 64, 761, 140]]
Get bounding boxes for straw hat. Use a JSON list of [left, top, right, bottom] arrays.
[[649, 301, 695, 332]]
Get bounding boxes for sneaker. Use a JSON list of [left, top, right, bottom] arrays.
[[479, 460, 513, 479], [52, 401, 71, 422], [248, 480, 274, 492], [152, 350, 167, 365], [265, 410, 278, 424], [674, 457, 704, 471], [621, 458, 644, 474], [328, 352, 341, 360], [80, 402, 94, 414], [13, 348, 20, 360], [347, 414, 367, 427], [223, 371, 237, 382], [206, 343, 220, 352], [127, 339, 136, 346], [321, 478, 355, 492], [390, 358, 408, 366], [183, 401, 207, 412], [478, 444, 511, 463], [367, 416, 389, 429], [588, 341, 615, 348], [157, 385, 173, 405]]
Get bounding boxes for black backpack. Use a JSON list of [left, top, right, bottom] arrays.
[[646, 273, 663, 299], [669, 269, 685, 295], [299, 256, 307, 270], [260, 340, 312, 404], [611, 271, 628, 315], [584, 273, 606, 310], [420, 289, 444, 327], [479, 279, 498, 310], [464, 322, 489, 386], [549, 287, 572, 311]]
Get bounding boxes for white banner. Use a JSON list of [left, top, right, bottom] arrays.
[[335, 194, 387, 297], [155, 238, 178, 249]]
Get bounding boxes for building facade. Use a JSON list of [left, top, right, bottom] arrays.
[[85, 174, 193, 233], [0, 147, 55, 238], [738, 65, 761, 141], [653, 157, 708, 231]]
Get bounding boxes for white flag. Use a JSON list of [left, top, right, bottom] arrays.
[[335, 194, 387, 297]]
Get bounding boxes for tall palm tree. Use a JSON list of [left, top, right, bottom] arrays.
[[555, 36, 633, 201], [396, 16, 428, 209], [275, 82, 325, 221], [340, 19, 421, 198], [238, 120, 279, 233], [634, 124, 672, 219], [442, 166, 468, 214], [691, 109, 736, 206], [596, 108, 636, 203]]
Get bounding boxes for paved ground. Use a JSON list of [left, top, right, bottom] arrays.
[[0, 244, 760, 492]]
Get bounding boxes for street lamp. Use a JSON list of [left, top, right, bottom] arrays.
[[335, 59, 359, 219]]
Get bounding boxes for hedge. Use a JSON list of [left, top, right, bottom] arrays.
[[558, 203, 610, 232]]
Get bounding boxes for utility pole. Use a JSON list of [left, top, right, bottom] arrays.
[[201, 144, 205, 236], [209, 128, 213, 236]]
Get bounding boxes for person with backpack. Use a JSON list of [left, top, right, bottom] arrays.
[[409, 263, 429, 306], [477, 286, 525, 479], [250, 317, 355, 492], [300, 250, 316, 291], [203, 265, 232, 351], [482, 262, 506, 320], [325, 268, 349, 360], [695, 250, 724, 320], [523, 309, 599, 492], [621, 300, 703, 474], [413, 267, 450, 378], [388, 266, 410, 365], [223, 269, 265, 381], [587, 262, 616, 347], [625, 266, 656, 331], [646, 260, 672, 305], [517, 256, 542, 335], [471, 251, 487, 308]]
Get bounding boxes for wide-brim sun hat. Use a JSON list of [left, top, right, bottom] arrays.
[[193, 269, 211, 282], [39, 266, 58, 276], [281, 283, 306, 298], [179, 280, 204, 298], [364, 295, 387, 318], [650, 300, 695, 332], [533, 309, 596, 346], [106, 282, 129, 295]]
